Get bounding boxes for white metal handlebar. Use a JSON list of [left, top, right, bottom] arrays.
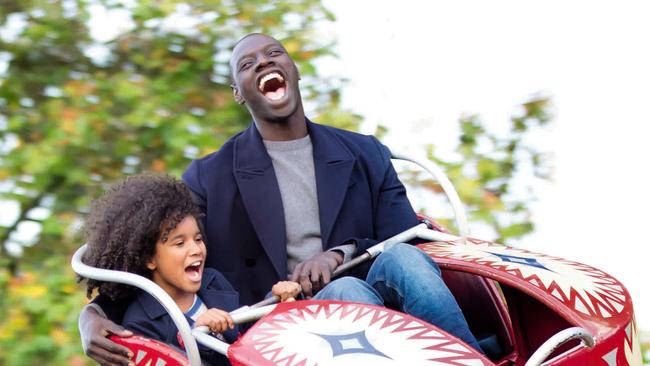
[[249, 223, 458, 308], [72, 245, 205, 366], [72, 245, 282, 363], [391, 150, 470, 239], [524, 327, 595, 366]]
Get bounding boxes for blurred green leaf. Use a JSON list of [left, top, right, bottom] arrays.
[[419, 95, 554, 244]]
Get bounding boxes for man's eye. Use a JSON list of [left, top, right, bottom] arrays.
[[269, 49, 282, 56], [240, 61, 252, 71]]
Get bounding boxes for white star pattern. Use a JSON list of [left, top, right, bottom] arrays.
[[236, 302, 488, 366], [418, 239, 629, 320]]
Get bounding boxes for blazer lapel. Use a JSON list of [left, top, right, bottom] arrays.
[[233, 124, 287, 279], [309, 121, 356, 247]]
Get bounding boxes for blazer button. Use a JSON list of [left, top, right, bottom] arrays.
[[244, 258, 256, 267]]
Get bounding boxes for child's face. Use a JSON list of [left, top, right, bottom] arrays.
[[147, 216, 206, 302]]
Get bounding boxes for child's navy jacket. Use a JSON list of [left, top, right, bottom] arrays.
[[123, 268, 240, 365]]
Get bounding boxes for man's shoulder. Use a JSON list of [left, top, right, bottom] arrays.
[[313, 122, 381, 151], [191, 132, 241, 166], [183, 130, 246, 183], [317, 122, 371, 139]]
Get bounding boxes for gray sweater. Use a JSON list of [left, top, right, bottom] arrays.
[[264, 135, 353, 275]]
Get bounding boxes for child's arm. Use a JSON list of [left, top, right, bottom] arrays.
[[194, 309, 235, 335], [272, 281, 301, 302]]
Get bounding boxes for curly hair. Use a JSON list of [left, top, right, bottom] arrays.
[[82, 172, 203, 301]]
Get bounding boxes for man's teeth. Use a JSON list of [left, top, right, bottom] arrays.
[[258, 72, 284, 91]]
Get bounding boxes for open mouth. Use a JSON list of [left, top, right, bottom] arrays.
[[185, 260, 202, 282], [258, 72, 286, 101]]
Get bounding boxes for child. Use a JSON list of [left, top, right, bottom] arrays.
[[82, 173, 300, 365]]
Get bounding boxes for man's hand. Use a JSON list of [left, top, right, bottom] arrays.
[[290, 251, 343, 297], [79, 305, 134, 366], [272, 281, 301, 302], [194, 308, 235, 334]]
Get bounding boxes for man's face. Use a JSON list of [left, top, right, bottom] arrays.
[[230, 34, 301, 122]]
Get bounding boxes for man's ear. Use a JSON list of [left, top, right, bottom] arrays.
[[231, 84, 245, 105]]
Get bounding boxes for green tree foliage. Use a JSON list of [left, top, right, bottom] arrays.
[[0, 1, 357, 364], [398, 96, 553, 243], [0, 0, 355, 271]]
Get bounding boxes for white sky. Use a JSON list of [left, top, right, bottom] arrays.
[[322, 0, 650, 332]]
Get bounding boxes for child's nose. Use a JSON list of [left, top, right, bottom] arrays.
[[189, 240, 202, 254]]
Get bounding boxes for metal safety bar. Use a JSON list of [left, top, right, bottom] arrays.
[[391, 150, 470, 240], [72, 245, 283, 363], [72, 244, 205, 366], [250, 223, 461, 308], [524, 327, 595, 366], [191, 304, 278, 354]]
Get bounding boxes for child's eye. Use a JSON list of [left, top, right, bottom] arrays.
[[174, 241, 184, 247], [195, 236, 203, 243]]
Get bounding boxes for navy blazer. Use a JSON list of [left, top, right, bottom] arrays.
[[122, 268, 240, 366], [183, 120, 419, 305]]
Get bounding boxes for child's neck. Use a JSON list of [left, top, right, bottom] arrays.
[[150, 273, 198, 312], [175, 293, 197, 313]]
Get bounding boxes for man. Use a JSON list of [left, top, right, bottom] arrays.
[[79, 33, 481, 365]]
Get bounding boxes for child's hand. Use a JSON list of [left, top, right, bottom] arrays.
[[194, 308, 235, 334], [272, 281, 301, 302]]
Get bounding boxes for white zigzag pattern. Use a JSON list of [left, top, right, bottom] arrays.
[[421, 240, 628, 318], [245, 303, 487, 366], [624, 321, 643, 365]]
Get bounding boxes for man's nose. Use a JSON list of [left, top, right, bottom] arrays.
[[255, 55, 274, 71]]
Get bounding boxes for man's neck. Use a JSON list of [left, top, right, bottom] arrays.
[[254, 111, 308, 141]]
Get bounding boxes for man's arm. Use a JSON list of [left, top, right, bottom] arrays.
[[79, 304, 134, 366], [355, 136, 419, 254], [291, 136, 418, 295], [321, 137, 419, 257]]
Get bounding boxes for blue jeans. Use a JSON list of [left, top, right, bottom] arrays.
[[314, 243, 482, 352]]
